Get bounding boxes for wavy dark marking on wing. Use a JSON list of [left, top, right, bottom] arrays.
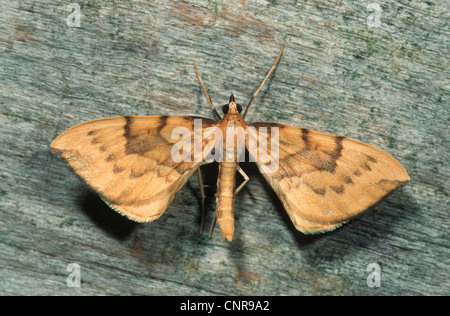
[[297, 149, 334, 173], [123, 116, 170, 156], [125, 117, 212, 182], [301, 128, 310, 149], [113, 165, 124, 174], [344, 176, 354, 185], [106, 153, 116, 162], [86, 129, 102, 146], [157, 116, 168, 132], [276, 132, 345, 178], [266, 129, 360, 196], [130, 169, 148, 179], [327, 136, 344, 161], [330, 185, 344, 194], [124, 115, 132, 138], [306, 183, 326, 196], [360, 155, 378, 172], [124, 116, 216, 182], [314, 135, 344, 173]]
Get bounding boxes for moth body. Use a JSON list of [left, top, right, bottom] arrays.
[[215, 95, 246, 241]]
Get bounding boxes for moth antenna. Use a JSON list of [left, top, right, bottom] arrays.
[[193, 61, 222, 120], [243, 43, 285, 120]]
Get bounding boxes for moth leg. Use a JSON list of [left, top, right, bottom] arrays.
[[197, 167, 208, 234], [234, 166, 250, 195], [208, 214, 217, 239]]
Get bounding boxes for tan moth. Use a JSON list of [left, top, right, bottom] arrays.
[[51, 44, 409, 241]]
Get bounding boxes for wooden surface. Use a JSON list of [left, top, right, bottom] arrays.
[[0, 0, 448, 295]]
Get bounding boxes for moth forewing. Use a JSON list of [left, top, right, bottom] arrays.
[[246, 123, 410, 233], [51, 115, 217, 222]]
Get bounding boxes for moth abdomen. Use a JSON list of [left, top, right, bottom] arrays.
[[216, 161, 238, 241]]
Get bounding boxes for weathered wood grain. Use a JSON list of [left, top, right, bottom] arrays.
[[0, 0, 448, 295]]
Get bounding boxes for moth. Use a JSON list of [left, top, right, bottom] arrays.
[[51, 44, 409, 241]]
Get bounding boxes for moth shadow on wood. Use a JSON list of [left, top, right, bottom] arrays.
[[246, 160, 416, 253], [185, 162, 219, 231], [307, 187, 419, 264], [242, 161, 325, 246], [77, 189, 139, 240]]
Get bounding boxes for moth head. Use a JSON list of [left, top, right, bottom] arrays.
[[222, 94, 243, 115]]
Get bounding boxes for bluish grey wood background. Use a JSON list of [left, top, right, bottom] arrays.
[[0, 0, 448, 295]]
